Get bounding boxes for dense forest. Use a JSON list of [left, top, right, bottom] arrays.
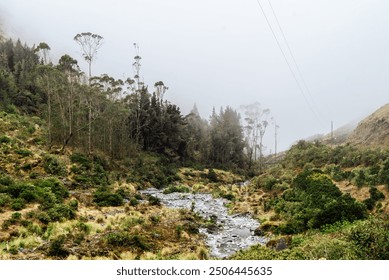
[[0, 33, 388, 260]]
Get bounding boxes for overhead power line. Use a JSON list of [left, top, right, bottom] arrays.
[[254, 0, 324, 126], [266, 0, 324, 122]]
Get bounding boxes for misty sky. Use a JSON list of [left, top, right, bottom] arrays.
[[1, 0, 389, 152]]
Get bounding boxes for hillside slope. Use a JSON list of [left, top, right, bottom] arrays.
[[347, 103, 389, 147]]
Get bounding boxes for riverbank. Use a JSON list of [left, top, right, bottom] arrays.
[[141, 188, 267, 258]]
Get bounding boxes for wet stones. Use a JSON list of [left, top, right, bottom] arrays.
[[141, 188, 267, 258]]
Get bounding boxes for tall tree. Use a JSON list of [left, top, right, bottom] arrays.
[[73, 32, 103, 83], [57, 54, 81, 150], [73, 32, 104, 154], [184, 104, 209, 163], [35, 42, 51, 64], [241, 102, 270, 172], [35, 65, 62, 147], [209, 106, 245, 167]]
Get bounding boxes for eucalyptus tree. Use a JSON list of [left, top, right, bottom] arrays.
[[241, 102, 270, 171], [73, 32, 103, 154], [57, 54, 81, 150], [35, 64, 62, 147], [35, 42, 51, 64], [154, 81, 168, 101], [91, 74, 125, 157], [73, 32, 103, 83]]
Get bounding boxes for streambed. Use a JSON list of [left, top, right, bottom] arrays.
[[141, 188, 267, 258]]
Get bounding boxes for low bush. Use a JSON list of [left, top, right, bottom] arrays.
[[0, 135, 11, 144], [35, 178, 69, 202], [346, 216, 389, 259], [11, 198, 26, 210], [93, 187, 123, 207], [47, 203, 76, 222], [221, 193, 235, 201], [43, 154, 66, 176], [207, 169, 218, 182], [147, 195, 161, 206], [105, 232, 150, 250], [0, 174, 14, 186], [48, 235, 69, 258], [163, 185, 190, 194], [0, 193, 12, 207], [70, 153, 91, 168], [275, 170, 367, 234]]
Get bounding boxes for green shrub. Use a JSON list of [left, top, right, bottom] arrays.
[[0, 174, 14, 186], [369, 187, 385, 201], [364, 187, 385, 210], [70, 153, 91, 168], [3, 183, 25, 198], [149, 215, 160, 224], [378, 159, 389, 186], [36, 211, 52, 224], [20, 185, 39, 202], [347, 216, 389, 259], [68, 199, 78, 210], [29, 172, 39, 179], [47, 204, 76, 222], [0, 193, 12, 207], [8, 245, 18, 255], [105, 232, 150, 250], [92, 187, 123, 207], [207, 169, 218, 182], [163, 185, 190, 194], [27, 222, 43, 235], [222, 193, 235, 201], [48, 235, 69, 258], [76, 222, 91, 234], [148, 195, 161, 206], [129, 197, 139, 206], [15, 149, 33, 157], [37, 189, 57, 210], [0, 135, 11, 144], [363, 198, 375, 211], [276, 170, 367, 234], [43, 154, 66, 176], [11, 198, 26, 210], [73, 174, 90, 184], [10, 211, 22, 221], [35, 178, 69, 201]]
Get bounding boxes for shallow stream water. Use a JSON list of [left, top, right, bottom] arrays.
[[141, 188, 267, 258]]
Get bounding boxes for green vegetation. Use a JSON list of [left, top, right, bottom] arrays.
[[163, 185, 190, 194], [274, 169, 367, 234], [1, 31, 388, 260], [231, 216, 389, 260]]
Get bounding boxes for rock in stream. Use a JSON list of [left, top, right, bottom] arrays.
[[141, 188, 267, 259]]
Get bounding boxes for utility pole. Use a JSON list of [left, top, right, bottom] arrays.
[[331, 120, 334, 144]]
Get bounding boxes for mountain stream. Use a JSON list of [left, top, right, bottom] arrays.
[[141, 188, 267, 258]]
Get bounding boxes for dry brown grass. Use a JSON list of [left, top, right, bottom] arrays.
[[337, 181, 389, 214]]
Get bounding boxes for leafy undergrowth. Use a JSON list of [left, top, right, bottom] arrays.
[[226, 141, 389, 259], [231, 215, 389, 260], [0, 112, 209, 260], [0, 202, 208, 260], [2, 112, 389, 260]]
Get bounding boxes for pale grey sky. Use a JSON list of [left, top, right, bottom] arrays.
[[1, 0, 389, 152]]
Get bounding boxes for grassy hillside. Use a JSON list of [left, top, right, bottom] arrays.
[[0, 111, 209, 260], [228, 140, 389, 260], [347, 103, 389, 147], [1, 110, 388, 260]]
